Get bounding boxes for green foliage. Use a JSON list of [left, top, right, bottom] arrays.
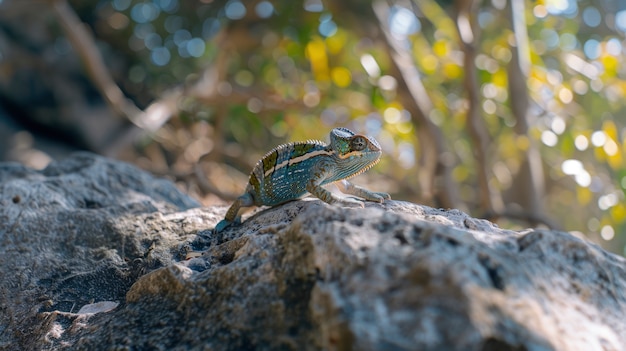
[[88, 0, 626, 254]]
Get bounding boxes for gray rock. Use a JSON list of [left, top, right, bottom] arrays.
[[1, 153, 625, 351]]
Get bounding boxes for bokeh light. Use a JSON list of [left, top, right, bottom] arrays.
[[389, 6, 420, 38], [46, 0, 626, 256], [255, 1, 274, 18], [225, 1, 246, 20], [582, 7, 601, 27]]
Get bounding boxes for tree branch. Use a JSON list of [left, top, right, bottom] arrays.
[[50, 0, 144, 125], [372, 0, 462, 210], [454, 0, 503, 214], [505, 0, 558, 229], [47, 5, 307, 158]]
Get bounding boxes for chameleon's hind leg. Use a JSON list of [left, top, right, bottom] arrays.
[[336, 179, 390, 203], [214, 193, 254, 233]]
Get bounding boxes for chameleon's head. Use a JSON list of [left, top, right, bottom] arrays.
[[329, 127, 383, 178]]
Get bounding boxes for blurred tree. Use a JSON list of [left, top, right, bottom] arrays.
[[0, 0, 624, 254]]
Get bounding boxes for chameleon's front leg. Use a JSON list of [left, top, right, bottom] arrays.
[[306, 169, 364, 208], [336, 179, 391, 203], [214, 193, 254, 232]]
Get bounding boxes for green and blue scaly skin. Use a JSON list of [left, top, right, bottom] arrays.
[[214, 127, 390, 232]]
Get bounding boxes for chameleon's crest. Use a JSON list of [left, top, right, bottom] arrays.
[[329, 127, 355, 154]]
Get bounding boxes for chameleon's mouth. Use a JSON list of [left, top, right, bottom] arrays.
[[343, 153, 381, 179]]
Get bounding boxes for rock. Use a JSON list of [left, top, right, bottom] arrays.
[[1, 153, 625, 351]]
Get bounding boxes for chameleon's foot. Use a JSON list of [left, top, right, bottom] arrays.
[[214, 220, 232, 233], [214, 217, 242, 234], [335, 180, 390, 204], [362, 191, 391, 203]]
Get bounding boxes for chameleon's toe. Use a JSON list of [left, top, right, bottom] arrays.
[[362, 191, 391, 203], [375, 192, 392, 202]]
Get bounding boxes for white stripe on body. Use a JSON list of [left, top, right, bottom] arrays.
[[264, 149, 335, 178]]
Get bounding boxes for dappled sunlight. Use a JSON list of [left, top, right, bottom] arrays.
[[112, 0, 622, 253], [0, 0, 624, 254]]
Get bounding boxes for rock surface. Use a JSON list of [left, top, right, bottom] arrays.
[[1, 153, 625, 351]]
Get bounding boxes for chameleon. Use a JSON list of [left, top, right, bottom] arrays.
[[214, 127, 390, 232]]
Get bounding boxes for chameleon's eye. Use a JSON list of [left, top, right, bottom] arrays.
[[351, 136, 367, 151]]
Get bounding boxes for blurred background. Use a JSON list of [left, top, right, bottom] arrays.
[[0, 0, 624, 254]]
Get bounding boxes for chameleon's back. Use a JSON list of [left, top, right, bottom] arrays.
[[246, 140, 330, 206]]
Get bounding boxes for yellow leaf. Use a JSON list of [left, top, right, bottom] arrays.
[[576, 186, 592, 206], [601, 54, 618, 77], [396, 122, 413, 134], [326, 30, 347, 55], [594, 146, 607, 162], [611, 203, 626, 223], [607, 150, 623, 170], [443, 63, 461, 79], [498, 133, 518, 159], [420, 55, 438, 75], [418, 2, 458, 41], [516, 135, 530, 151], [306, 38, 329, 81], [331, 67, 351, 88], [433, 40, 448, 57], [387, 101, 403, 110], [602, 120, 618, 140], [492, 69, 508, 87], [453, 165, 469, 182]]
